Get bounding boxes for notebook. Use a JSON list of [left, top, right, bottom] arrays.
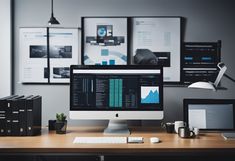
[[221, 132, 235, 140]]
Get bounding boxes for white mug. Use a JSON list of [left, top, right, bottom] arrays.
[[174, 121, 186, 133], [193, 127, 200, 136]]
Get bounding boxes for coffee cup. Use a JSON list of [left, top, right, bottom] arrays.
[[178, 127, 195, 138], [193, 127, 199, 136], [161, 122, 175, 133], [174, 121, 186, 133]]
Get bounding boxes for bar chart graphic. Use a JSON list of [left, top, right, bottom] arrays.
[[109, 79, 123, 108]]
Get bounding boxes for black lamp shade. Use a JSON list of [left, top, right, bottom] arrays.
[[48, 14, 60, 25]]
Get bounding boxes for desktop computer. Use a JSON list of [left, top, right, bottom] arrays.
[[70, 65, 163, 135]]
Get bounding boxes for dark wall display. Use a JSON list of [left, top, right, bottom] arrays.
[[182, 40, 221, 84]]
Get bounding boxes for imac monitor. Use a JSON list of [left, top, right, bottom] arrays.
[[70, 65, 163, 134]]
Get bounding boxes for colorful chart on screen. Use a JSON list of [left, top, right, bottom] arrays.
[[82, 17, 128, 65], [141, 86, 159, 104]]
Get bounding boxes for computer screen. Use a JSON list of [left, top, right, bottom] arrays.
[[70, 65, 163, 134], [70, 65, 163, 112], [184, 99, 235, 131]]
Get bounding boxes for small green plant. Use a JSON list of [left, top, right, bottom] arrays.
[[56, 113, 67, 122]]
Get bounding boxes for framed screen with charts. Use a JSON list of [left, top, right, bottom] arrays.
[[82, 17, 129, 65], [131, 17, 181, 83], [81, 16, 181, 84]]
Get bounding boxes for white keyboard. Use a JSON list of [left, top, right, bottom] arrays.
[[73, 137, 127, 144]]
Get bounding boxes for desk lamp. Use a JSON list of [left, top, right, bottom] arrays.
[[188, 62, 230, 91]]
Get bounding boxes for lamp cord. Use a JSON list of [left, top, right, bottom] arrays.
[[224, 74, 235, 83], [51, 0, 54, 15]]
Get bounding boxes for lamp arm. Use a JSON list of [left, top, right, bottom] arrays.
[[213, 62, 227, 87]]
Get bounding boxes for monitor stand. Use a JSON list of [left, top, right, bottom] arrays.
[[104, 120, 130, 135]]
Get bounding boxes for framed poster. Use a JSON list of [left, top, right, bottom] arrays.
[[48, 28, 79, 83], [20, 28, 48, 83], [20, 27, 79, 84], [131, 17, 181, 83], [82, 17, 129, 65]]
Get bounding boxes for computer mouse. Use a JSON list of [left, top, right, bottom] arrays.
[[150, 137, 160, 143]]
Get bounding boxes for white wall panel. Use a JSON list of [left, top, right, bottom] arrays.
[[0, 0, 11, 97]]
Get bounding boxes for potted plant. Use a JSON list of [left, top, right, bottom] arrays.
[[55, 113, 67, 134]]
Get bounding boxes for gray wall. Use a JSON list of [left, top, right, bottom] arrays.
[[14, 0, 235, 126], [0, 0, 11, 97]]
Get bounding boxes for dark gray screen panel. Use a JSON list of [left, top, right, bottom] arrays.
[[188, 104, 233, 129]]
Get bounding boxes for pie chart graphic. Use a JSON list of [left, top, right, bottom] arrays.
[[97, 27, 106, 37]]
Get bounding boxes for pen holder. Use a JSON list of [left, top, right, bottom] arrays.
[[48, 120, 56, 131], [55, 120, 67, 134]]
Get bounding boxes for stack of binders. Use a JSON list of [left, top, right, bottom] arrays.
[[0, 95, 42, 136]]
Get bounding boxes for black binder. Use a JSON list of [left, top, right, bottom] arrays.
[[11, 98, 20, 136], [26, 95, 42, 136], [0, 95, 18, 136], [0, 95, 23, 136], [18, 95, 33, 136], [0, 95, 41, 136], [6, 96, 24, 136]]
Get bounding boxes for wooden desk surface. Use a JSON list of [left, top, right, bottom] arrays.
[[0, 126, 235, 154]]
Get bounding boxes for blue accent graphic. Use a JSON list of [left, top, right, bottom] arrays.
[[101, 49, 109, 56], [141, 89, 159, 104], [49, 33, 73, 37], [109, 51, 127, 62], [50, 33, 73, 35], [201, 57, 212, 61], [109, 60, 115, 65], [97, 27, 106, 37], [84, 51, 127, 65], [102, 61, 108, 65], [184, 57, 193, 61]]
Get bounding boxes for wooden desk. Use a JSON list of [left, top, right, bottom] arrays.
[[0, 127, 235, 160]]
